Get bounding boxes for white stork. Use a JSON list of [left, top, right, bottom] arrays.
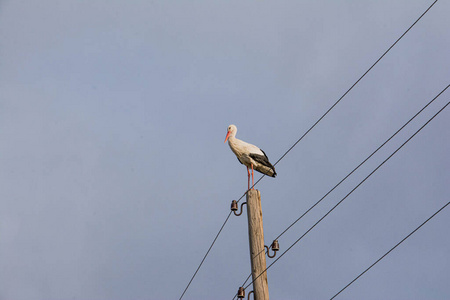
[[224, 124, 276, 190]]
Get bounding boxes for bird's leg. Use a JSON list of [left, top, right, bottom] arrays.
[[251, 163, 254, 190], [247, 166, 250, 190]]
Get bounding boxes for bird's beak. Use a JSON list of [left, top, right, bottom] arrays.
[[224, 131, 231, 143]]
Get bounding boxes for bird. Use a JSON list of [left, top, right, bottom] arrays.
[[224, 124, 276, 190]]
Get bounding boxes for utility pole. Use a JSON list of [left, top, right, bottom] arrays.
[[246, 189, 269, 300]]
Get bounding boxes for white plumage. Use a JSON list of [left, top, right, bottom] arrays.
[[224, 124, 276, 189]]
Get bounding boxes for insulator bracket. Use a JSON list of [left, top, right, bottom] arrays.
[[237, 286, 245, 298], [230, 200, 247, 216], [265, 239, 280, 258]]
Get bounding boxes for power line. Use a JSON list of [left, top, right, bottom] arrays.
[[274, 85, 449, 245], [179, 211, 233, 300], [182, 1, 439, 298], [241, 99, 450, 294], [330, 201, 450, 299], [234, 84, 449, 293]]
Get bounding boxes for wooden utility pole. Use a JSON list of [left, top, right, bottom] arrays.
[[246, 189, 269, 300]]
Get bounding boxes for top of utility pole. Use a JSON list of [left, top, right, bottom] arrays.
[[246, 189, 269, 300]]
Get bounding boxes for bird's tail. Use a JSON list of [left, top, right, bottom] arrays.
[[271, 168, 277, 178], [266, 166, 276, 178]]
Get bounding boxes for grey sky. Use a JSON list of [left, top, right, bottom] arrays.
[[1, 1, 449, 299]]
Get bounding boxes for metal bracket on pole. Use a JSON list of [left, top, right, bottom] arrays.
[[236, 287, 254, 300], [231, 200, 247, 216], [264, 240, 280, 258]]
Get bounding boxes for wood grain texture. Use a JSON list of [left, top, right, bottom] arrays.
[[246, 189, 269, 300]]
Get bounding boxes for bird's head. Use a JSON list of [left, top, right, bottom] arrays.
[[224, 124, 237, 143]]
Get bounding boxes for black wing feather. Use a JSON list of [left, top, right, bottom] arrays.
[[249, 149, 277, 177], [249, 153, 272, 168], [259, 149, 269, 160]]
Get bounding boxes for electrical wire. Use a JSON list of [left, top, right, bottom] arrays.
[[240, 99, 450, 295], [179, 211, 233, 300], [272, 85, 447, 242], [234, 84, 449, 295], [275, 85, 448, 251], [330, 201, 450, 299]]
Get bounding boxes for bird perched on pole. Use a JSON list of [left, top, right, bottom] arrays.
[[224, 124, 276, 190]]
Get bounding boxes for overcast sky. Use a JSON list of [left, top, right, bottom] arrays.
[[1, 0, 449, 299]]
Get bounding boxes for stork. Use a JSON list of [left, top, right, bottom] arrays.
[[224, 124, 276, 190]]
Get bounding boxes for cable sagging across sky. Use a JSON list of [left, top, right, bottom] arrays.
[[330, 201, 450, 299]]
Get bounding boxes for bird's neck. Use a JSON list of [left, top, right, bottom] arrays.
[[227, 136, 243, 152], [227, 135, 237, 144]]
